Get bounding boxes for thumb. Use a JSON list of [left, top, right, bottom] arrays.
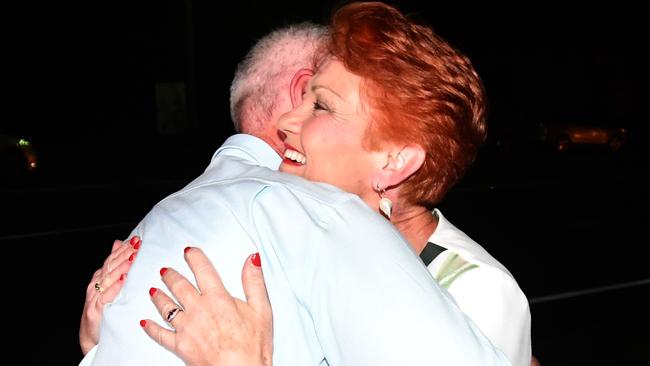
[[241, 253, 271, 317]]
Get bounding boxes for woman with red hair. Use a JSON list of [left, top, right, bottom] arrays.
[[275, 2, 531, 365]]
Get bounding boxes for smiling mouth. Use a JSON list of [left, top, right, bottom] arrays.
[[283, 148, 307, 165]]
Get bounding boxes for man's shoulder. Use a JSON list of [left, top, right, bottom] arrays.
[[256, 172, 357, 206], [157, 154, 359, 216], [161, 134, 355, 208]]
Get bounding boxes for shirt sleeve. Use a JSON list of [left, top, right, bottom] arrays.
[[448, 267, 532, 366], [251, 185, 511, 366]]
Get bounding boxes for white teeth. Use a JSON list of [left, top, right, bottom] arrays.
[[284, 149, 306, 164]]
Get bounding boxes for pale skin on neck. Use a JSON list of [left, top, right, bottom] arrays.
[[361, 188, 438, 256], [390, 202, 438, 255]]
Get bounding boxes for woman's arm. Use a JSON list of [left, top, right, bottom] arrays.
[[447, 267, 532, 366]]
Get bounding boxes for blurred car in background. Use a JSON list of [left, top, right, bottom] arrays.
[[1, 133, 38, 180], [537, 122, 628, 152]]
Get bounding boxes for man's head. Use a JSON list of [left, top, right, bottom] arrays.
[[230, 22, 327, 154]]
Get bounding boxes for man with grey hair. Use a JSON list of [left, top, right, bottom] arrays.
[[80, 21, 509, 366], [80, 21, 327, 363], [229, 22, 326, 153]]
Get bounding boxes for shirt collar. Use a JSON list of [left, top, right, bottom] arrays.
[[213, 134, 282, 170]]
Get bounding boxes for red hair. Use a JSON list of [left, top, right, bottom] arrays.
[[328, 1, 487, 208]]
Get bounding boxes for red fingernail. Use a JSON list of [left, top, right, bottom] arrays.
[[184, 246, 192, 254], [149, 287, 157, 297], [133, 241, 142, 250], [160, 267, 168, 276], [251, 252, 261, 268], [120, 273, 126, 281], [130, 236, 140, 247], [129, 253, 136, 262], [140, 319, 147, 327]]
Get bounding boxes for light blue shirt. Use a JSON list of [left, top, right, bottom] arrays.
[[83, 134, 510, 366]]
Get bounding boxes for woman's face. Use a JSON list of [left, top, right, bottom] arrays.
[[277, 58, 385, 201]]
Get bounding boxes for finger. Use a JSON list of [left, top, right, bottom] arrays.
[[86, 269, 103, 298], [103, 241, 132, 274], [106, 246, 136, 279], [99, 269, 129, 304], [95, 246, 135, 295], [242, 253, 271, 318], [111, 239, 122, 252], [184, 247, 229, 297], [140, 319, 177, 353], [110, 236, 140, 261], [159, 267, 200, 311], [128, 236, 142, 250], [106, 240, 138, 274], [149, 287, 186, 328], [111, 238, 132, 257]]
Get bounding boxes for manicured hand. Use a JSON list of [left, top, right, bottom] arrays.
[[79, 236, 140, 354], [141, 247, 273, 366]]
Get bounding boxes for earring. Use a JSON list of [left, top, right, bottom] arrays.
[[376, 184, 393, 219]]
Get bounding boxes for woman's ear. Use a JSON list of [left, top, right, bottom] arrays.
[[379, 144, 426, 188], [290, 68, 314, 108]]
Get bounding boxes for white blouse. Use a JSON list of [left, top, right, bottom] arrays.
[[427, 209, 532, 366]]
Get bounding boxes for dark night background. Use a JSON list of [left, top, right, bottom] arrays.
[[2, 1, 648, 364]]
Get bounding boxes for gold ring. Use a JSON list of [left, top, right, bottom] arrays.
[[94, 282, 105, 293]]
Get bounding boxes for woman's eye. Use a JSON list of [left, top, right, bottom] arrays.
[[313, 101, 328, 111]]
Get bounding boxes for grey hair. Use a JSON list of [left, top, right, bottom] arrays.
[[230, 22, 327, 132]]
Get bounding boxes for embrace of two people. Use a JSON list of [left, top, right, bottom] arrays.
[[80, 2, 534, 365]]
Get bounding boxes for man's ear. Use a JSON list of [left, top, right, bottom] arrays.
[[290, 68, 314, 108], [377, 144, 426, 188]]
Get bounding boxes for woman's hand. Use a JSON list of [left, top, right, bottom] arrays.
[[141, 247, 273, 366], [79, 236, 140, 354]]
